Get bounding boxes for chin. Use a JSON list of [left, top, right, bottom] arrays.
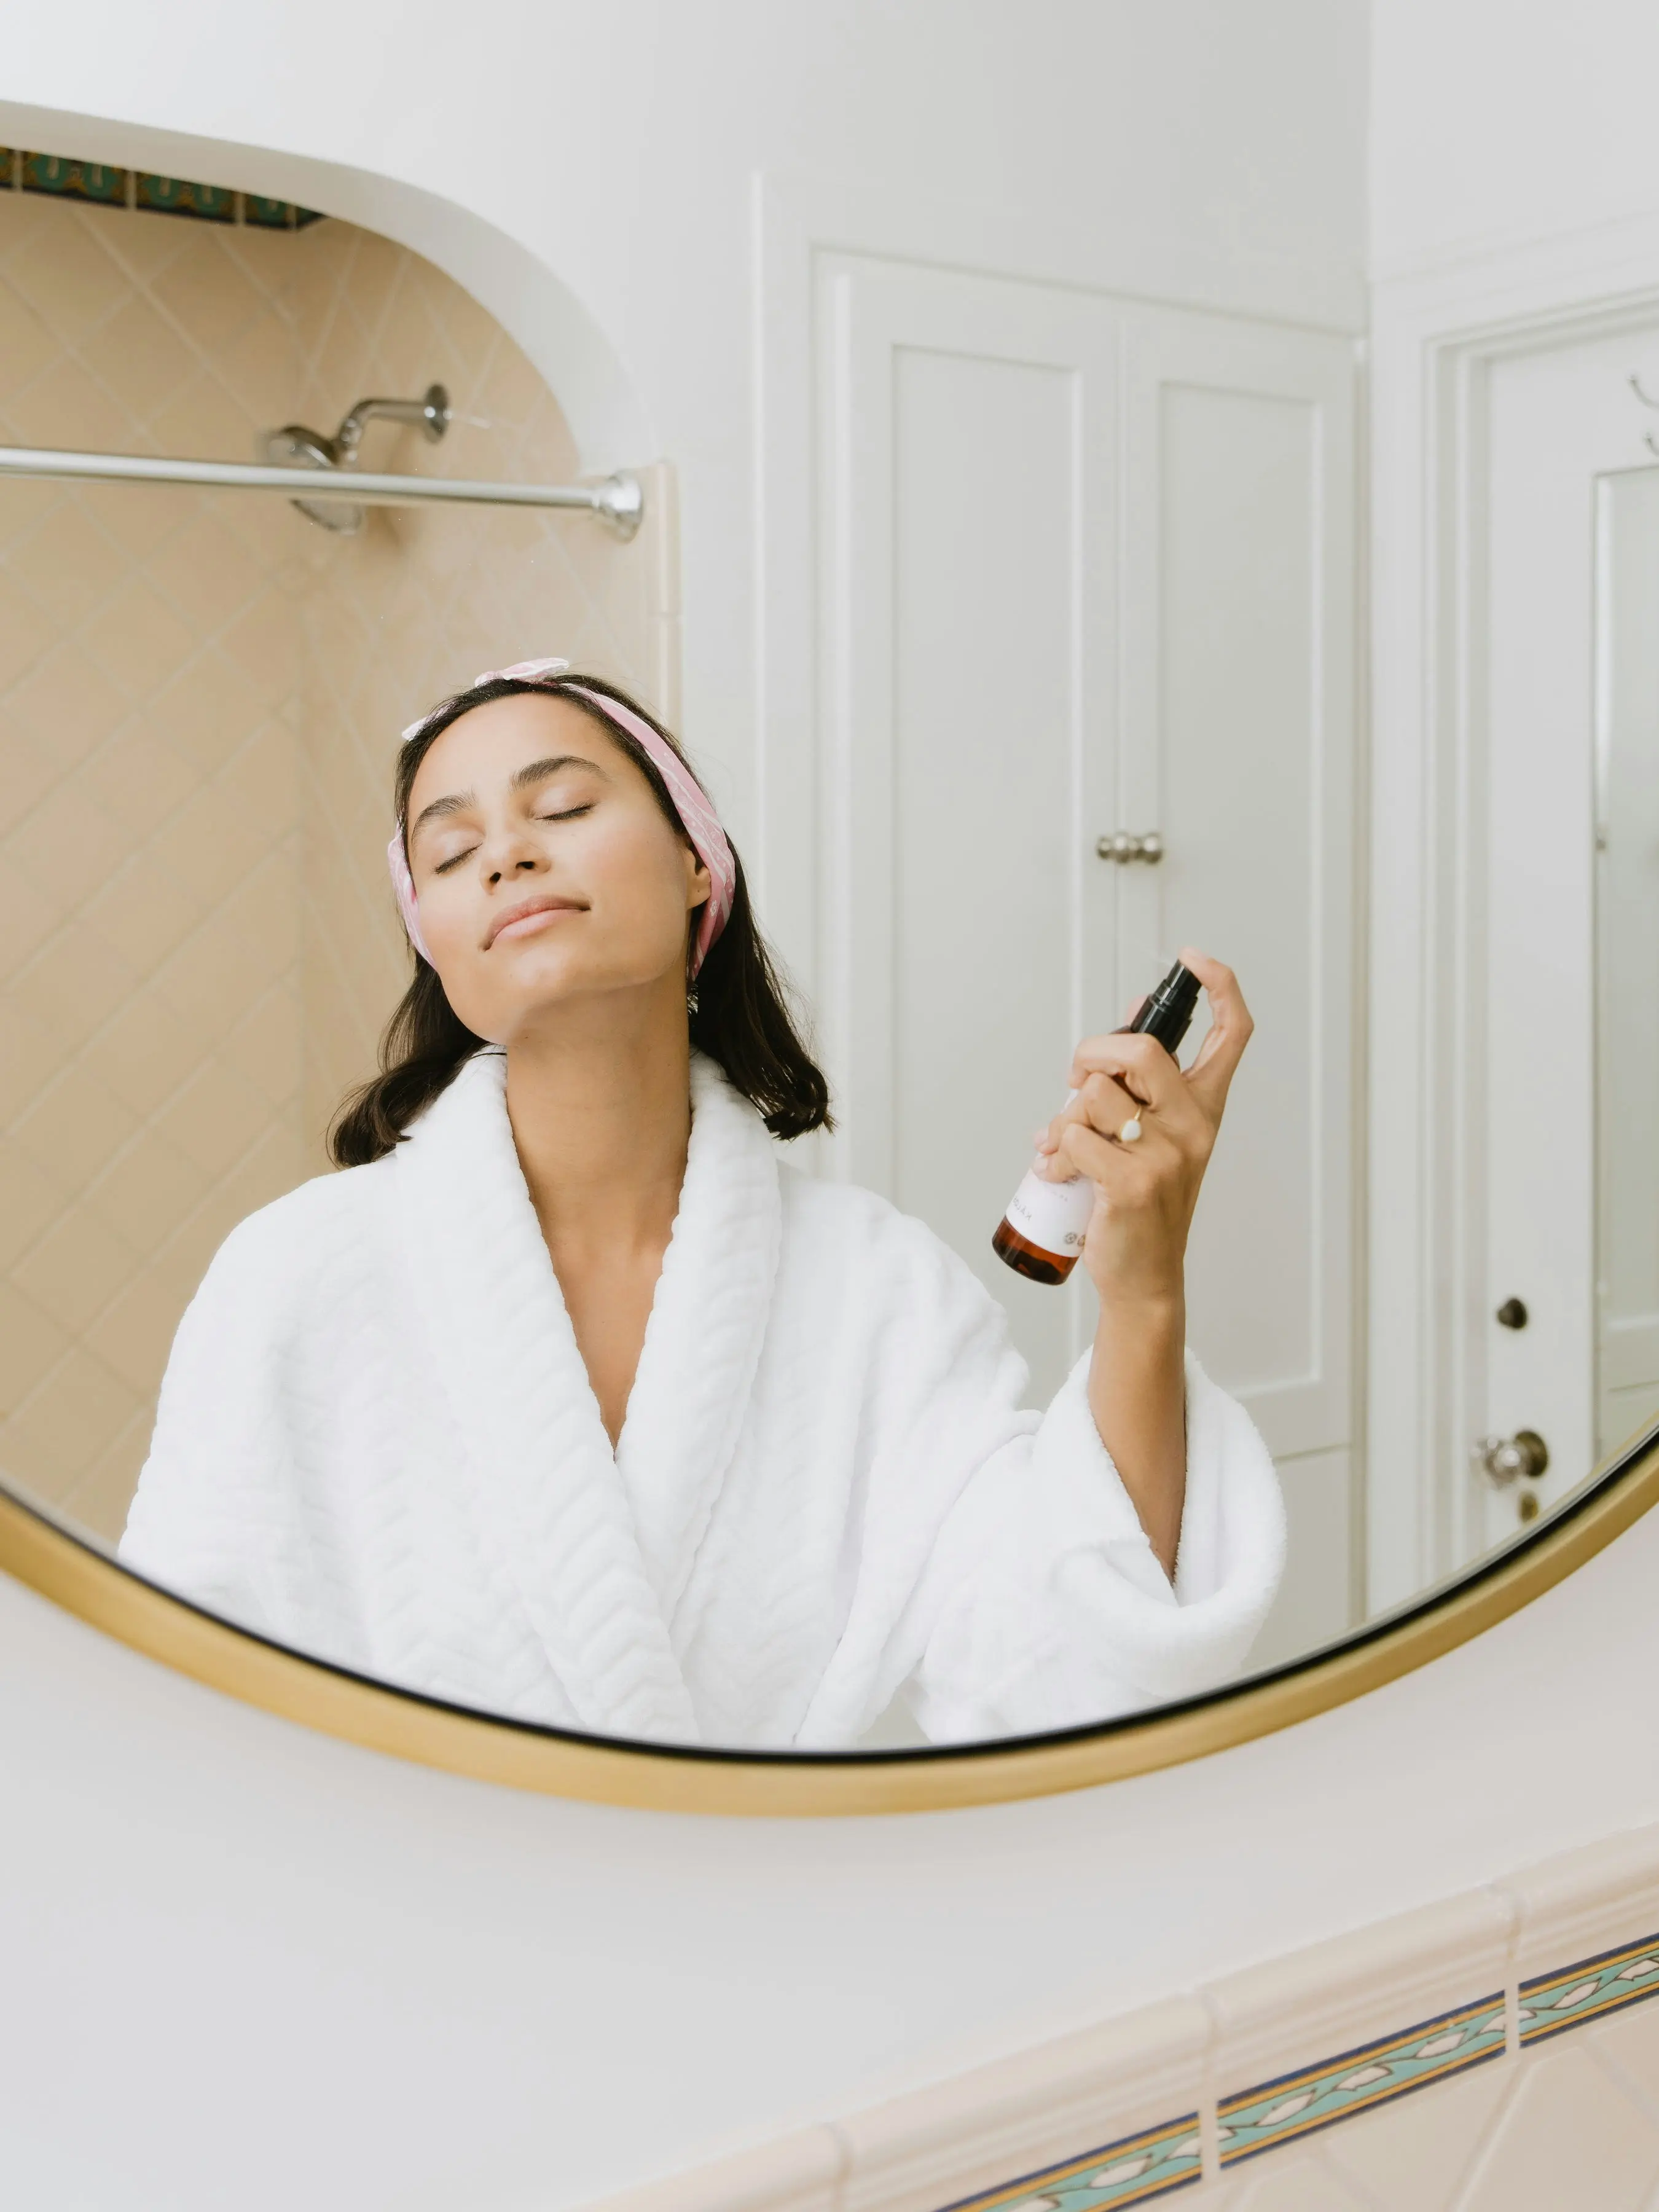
[[476, 949, 681, 1025]]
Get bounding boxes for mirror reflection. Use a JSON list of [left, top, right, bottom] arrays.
[[119, 660, 1279, 1749], [0, 122, 1652, 1754]]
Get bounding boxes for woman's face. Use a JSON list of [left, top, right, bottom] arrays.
[[403, 692, 710, 1045]]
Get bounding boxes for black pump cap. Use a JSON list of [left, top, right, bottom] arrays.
[[1127, 959, 1202, 1058]]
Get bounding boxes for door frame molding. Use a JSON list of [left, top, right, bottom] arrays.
[[1369, 213, 1659, 1608]]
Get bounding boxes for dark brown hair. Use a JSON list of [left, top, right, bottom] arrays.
[[328, 671, 831, 1166]]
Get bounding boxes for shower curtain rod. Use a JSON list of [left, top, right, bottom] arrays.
[[0, 444, 645, 539]]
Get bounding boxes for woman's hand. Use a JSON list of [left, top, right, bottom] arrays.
[[1033, 949, 1253, 1578], [1033, 948, 1253, 1310]]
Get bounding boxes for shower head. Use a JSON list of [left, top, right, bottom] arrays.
[[261, 383, 452, 533], [261, 425, 365, 533]]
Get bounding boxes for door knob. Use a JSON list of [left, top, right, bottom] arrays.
[[1473, 1429, 1549, 1487], [1096, 831, 1164, 863]]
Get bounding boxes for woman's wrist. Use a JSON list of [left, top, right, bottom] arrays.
[[1092, 1282, 1186, 1336], [1086, 1288, 1188, 1579]]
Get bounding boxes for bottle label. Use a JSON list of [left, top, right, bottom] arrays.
[[1002, 1169, 1096, 1260]]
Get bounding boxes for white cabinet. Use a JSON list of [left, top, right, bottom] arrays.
[[766, 243, 1359, 1645]]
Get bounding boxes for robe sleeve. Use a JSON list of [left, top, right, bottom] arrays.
[[799, 1202, 1285, 1747], [906, 1346, 1284, 1744], [117, 1190, 353, 1656]]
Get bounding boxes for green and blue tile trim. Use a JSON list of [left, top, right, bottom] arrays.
[[938, 2113, 1201, 2212], [1520, 1931, 1659, 2044], [0, 146, 320, 229], [1216, 1993, 1507, 2165], [935, 1931, 1659, 2208]]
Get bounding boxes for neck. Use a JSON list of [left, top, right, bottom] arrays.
[[503, 985, 693, 1253]]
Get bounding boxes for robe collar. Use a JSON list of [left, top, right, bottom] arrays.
[[391, 1050, 781, 1742]]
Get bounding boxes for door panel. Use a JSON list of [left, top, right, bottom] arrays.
[[1476, 333, 1659, 1556], [819, 260, 1119, 1399], [1483, 342, 1600, 1554], [1594, 467, 1659, 1457], [814, 251, 1357, 1497], [1139, 378, 1342, 1454], [1123, 315, 1357, 1467], [890, 346, 1082, 1395]]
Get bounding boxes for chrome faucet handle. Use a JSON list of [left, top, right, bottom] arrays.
[[1473, 1429, 1550, 1488]]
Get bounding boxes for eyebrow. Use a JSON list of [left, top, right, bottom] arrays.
[[409, 754, 611, 839]]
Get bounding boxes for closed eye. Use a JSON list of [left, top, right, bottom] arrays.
[[429, 803, 594, 874]]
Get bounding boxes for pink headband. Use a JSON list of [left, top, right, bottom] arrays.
[[387, 657, 736, 977]]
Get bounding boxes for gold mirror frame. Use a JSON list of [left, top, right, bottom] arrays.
[[3, 1427, 1655, 1816]]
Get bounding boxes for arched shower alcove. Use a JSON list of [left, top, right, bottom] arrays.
[[0, 116, 678, 1543]]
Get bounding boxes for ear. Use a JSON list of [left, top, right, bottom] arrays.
[[684, 846, 712, 909]]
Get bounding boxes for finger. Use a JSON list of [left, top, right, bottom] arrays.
[[1055, 1070, 1142, 1147], [1051, 1076, 1193, 1174], [1081, 1070, 1145, 1142], [1175, 947, 1253, 1118], [1067, 1033, 1207, 1137], [1057, 1113, 1179, 1191]]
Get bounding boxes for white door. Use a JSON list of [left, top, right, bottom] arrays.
[[1478, 327, 1659, 1556], [1594, 466, 1659, 1458], [808, 252, 1358, 1652]]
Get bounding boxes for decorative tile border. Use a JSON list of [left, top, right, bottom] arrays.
[[245, 194, 311, 231], [22, 151, 126, 205], [920, 1962, 1621, 2210], [1, 147, 321, 228], [578, 1829, 1659, 2212], [1520, 1930, 1659, 2045], [936, 2114, 1201, 2212], [1215, 1992, 1507, 2168], [133, 173, 236, 224]]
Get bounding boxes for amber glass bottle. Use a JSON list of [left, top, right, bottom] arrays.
[[992, 960, 1202, 1284]]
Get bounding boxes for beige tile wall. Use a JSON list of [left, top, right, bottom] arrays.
[[0, 189, 671, 1539]]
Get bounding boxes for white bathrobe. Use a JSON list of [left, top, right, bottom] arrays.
[[120, 1051, 1284, 1747]]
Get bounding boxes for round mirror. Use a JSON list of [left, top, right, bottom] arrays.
[[1, 137, 1655, 1813]]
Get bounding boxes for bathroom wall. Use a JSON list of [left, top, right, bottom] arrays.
[[1371, 0, 1659, 273], [0, 184, 669, 1540]]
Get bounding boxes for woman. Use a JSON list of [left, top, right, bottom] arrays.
[[121, 657, 1282, 1748]]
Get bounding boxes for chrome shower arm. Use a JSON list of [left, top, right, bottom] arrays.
[[333, 383, 451, 465]]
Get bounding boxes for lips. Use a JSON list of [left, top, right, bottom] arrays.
[[484, 893, 584, 949]]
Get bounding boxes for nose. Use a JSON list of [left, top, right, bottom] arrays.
[[479, 821, 547, 886]]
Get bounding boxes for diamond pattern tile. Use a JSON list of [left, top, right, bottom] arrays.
[[0, 192, 667, 1539]]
